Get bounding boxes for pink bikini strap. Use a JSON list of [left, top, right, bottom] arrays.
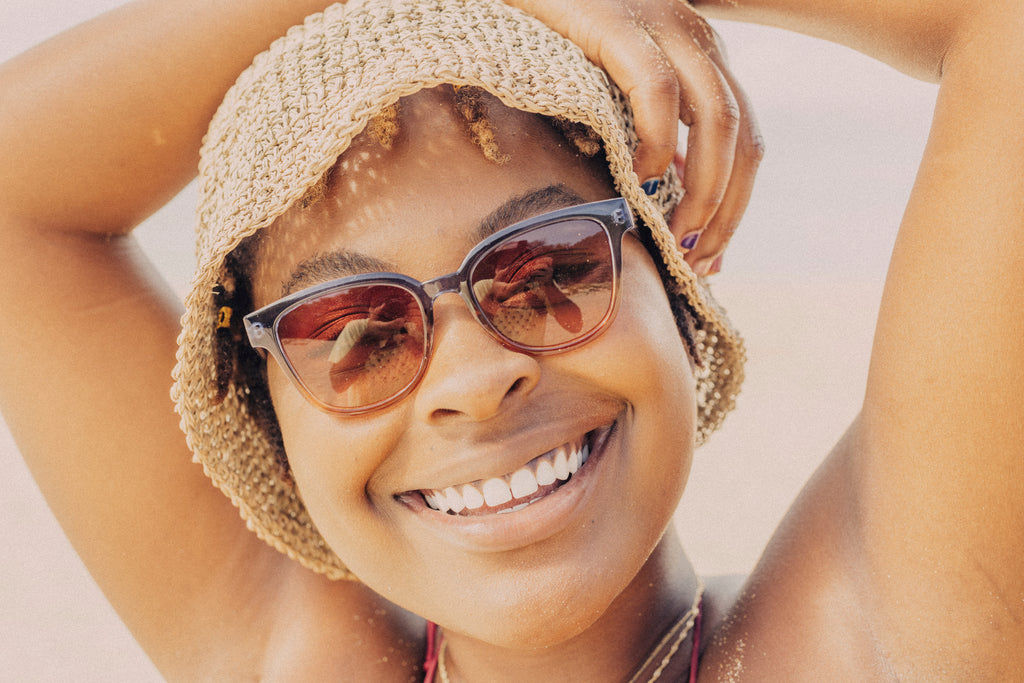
[[689, 599, 704, 683], [423, 621, 440, 683]]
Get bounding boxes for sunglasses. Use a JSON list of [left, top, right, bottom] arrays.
[[244, 197, 635, 414]]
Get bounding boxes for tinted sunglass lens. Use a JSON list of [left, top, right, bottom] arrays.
[[469, 219, 615, 349], [276, 284, 427, 410]]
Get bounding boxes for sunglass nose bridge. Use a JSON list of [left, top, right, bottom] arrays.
[[421, 272, 463, 302]]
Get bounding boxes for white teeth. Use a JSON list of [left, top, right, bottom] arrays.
[[421, 432, 598, 513], [482, 478, 513, 507], [461, 484, 485, 510], [425, 492, 445, 512], [553, 446, 571, 481], [509, 467, 539, 498], [445, 487, 466, 513], [567, 446, 580, 473], [534, 459, 557, 486]]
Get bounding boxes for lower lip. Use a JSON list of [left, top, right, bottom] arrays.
[[402, 422, 618, 553]]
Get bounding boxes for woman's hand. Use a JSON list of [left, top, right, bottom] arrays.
[[505, 0, 764, 274]]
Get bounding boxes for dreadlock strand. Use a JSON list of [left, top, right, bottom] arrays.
[[453, 85, 510, 164], [367, 102, 400, 149]]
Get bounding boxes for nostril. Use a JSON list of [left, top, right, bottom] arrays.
[[414, 324, 542, 422], [507, 376, 529, 396], [431, 407, 460, 420]]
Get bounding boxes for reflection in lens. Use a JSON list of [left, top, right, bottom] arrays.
[[471, 219, 613, 348], [277, 284, 425, 409]]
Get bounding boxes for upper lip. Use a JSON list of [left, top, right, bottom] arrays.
[[390, 402, 622, 497]]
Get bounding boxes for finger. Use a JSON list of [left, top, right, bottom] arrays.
[[592, 22, 682, 185], [680, 76, 765, 274], [686, 115, 763, 276], [666, 35, 742, 241], [501, 0, 683, 183]]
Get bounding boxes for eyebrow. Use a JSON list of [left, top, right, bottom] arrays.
[[281, 183, 589, 297], [281, 251, 394, 297], [475, 184, 587, 241]]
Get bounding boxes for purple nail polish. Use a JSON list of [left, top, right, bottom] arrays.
[[641, 178, 661, 196], [680, 231, 701, 250]]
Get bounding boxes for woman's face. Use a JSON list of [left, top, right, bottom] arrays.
[[253, 89, 697, 647]]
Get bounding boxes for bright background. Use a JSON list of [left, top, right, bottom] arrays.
[[0, 2, 938, 680]]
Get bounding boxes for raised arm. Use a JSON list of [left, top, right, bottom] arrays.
[[0, 2, 412, 678], [694, 0, 958, 82], [0, 1, 342, 234], [848, 0, 1024, 672], [705, 0, 1024, 676]]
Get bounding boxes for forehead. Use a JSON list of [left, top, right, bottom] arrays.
[[251, 87, 616, 304]]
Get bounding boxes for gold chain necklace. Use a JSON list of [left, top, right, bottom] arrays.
[[436, 578, 705, 683]]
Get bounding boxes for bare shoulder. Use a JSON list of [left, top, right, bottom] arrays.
[[245, 565, 425, 682], [698, 433, 896, 681], [701, 420, 1024, 680], [138, 545, 425, 680]]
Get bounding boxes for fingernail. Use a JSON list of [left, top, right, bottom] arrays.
[[709, 254, 723, 276], [641, 178, 661, 196], [679, 231, 702, 251], [693, 256, 715, 277]]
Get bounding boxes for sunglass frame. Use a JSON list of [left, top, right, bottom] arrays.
[[243, 197, 635, 414]]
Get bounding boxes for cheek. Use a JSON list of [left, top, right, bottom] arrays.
[[265, 363, 404, 537], [269, 376, 426, 596], [612, 244, 697, 409], [599, 245, 699, 488]]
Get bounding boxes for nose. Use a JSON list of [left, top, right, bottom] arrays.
[[412, 294, 540, 425]]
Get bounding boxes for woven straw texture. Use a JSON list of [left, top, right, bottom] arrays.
[[172, 0, 744, 580]]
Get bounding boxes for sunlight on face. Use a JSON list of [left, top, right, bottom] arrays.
[[253, 87, 698, 647]]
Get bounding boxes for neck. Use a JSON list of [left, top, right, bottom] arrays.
[[439, 531, 700, 683]]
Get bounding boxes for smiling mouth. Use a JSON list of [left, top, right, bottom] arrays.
[[418, 427, 609, 516]]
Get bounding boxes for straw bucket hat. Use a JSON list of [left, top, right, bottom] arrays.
[[172, 0, 744, 580]]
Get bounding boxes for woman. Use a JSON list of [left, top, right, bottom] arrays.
[[1, 0, 1022, 681]]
